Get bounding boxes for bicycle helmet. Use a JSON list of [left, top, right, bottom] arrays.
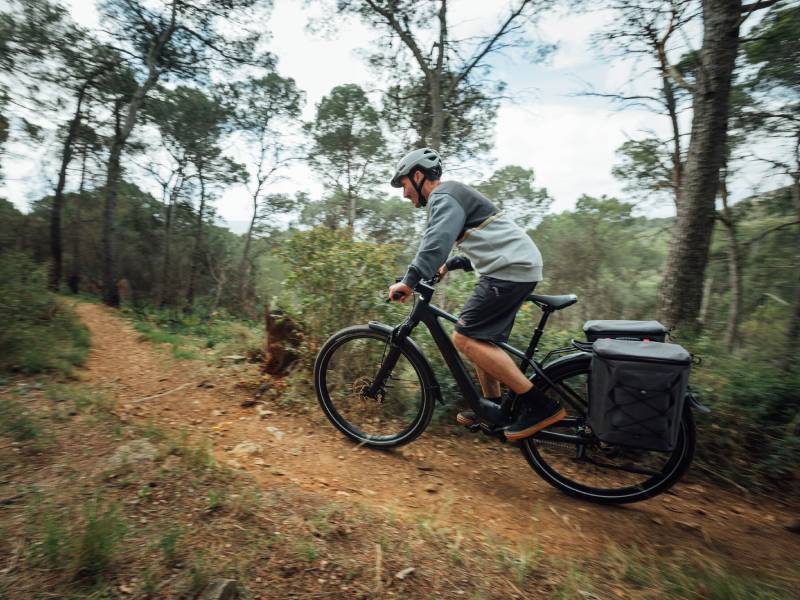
[[390, 147, 442, 207]]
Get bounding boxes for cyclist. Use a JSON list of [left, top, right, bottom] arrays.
[[387, 148, 566, 440]]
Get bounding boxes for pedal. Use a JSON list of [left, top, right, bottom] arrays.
[[467, 423, 481, 433]]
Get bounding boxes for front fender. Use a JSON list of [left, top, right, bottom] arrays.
[[367, 321, 443, 404]]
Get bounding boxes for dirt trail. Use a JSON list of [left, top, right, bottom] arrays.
[[76, 302, 799, 571]]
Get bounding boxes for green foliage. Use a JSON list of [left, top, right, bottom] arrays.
[[124, 304, 262, 363], [0, 199, 24, 251], [206, 489, 227, 512], [474, 165, 553, 228], [383, 72, 500, 161], [742, 1, 800, 92], [279, 226, 408, 344], [306, 84, 387, 228], [0, 252, 90, 374], [156, 528, 182, 564], [690, 347, 800, 491], [532, 196, 666, 327], [47, 384, 113, 416], [0, 397, 39, 442], [74, 497, 127, 580], [612, 137, 676, 204]]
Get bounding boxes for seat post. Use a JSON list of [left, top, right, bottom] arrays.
[[520, 308, 552, 371]]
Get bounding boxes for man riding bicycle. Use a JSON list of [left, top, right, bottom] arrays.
[[387, 148, 566, 440]]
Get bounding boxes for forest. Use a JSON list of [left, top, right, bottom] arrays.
[[0, 0, 799, 598]]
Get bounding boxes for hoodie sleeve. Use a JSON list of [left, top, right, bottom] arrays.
[[401, 193, 466, 289]]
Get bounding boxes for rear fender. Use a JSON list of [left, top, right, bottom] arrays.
[[686, 389, 711, 413], [367, 321, 443, 404]]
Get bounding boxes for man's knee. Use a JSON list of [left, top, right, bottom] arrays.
[[452, 331, 471, 352]]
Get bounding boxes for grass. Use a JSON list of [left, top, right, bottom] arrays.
[[207, 489, 227, 512], [597, 544, 799, 600], [0, 398, 40, 442], [75, 497, 127, 580], [0, 253, 91, 376], [155, 528, 182, 565], [124, 305, 263, 364], [46, 384, 113, 416]]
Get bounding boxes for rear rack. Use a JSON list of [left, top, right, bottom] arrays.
[[540, 339, 592, 365]]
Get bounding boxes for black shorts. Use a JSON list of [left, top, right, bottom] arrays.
[[454, 276, 538, 343]]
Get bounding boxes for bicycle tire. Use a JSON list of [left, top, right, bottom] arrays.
[[521, 354, 696, 504], [313, 325, 436, 448]]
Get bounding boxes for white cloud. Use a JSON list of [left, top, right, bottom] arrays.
[[493, 102, 655, 212]]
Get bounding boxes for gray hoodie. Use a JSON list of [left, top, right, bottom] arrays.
[[401, 181, 543, 289]]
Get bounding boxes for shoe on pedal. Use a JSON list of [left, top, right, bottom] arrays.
[[456, 397, 508, 427], [456, 410, 478, 426], [504, 389, 566, 441]]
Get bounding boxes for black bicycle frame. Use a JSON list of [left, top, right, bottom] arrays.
[[369, 282, 589, 446]]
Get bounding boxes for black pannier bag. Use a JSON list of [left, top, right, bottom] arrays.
[[583, 320, 668, 342], [589, 339, 691, 452]]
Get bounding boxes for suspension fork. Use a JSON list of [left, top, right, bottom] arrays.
[[365, 319, 416, 399]]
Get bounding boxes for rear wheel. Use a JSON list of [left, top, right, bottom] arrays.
[[521, 355, 696, 504], [313, 325, 435, 448]]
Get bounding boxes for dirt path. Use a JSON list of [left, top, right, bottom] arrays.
[[76, 302, 800, 572]]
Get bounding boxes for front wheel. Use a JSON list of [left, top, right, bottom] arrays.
[[313, 325, 436, 448], [521, 354, 696, 504]]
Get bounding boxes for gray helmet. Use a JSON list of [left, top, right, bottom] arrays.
[[390, 148, 442, 188]]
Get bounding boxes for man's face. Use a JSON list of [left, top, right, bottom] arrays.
[[400, 172, 421, 208]]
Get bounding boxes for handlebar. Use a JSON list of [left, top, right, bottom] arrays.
[[387, 274, 441, 302]]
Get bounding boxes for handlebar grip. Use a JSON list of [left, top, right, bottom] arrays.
[[391, 291, 405, 301]]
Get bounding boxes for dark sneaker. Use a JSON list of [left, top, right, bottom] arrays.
[[456, 410, 479, 426], [456, 398, 510, 427], [504, 392, 566, 441]]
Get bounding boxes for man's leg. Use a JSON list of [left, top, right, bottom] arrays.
[[452, 332, 532, 394], [453, 331, 565, 439], [474, 366, 501, 399]]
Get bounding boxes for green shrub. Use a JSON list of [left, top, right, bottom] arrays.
[[74, 498, 127, 580], [692, 355, 800, 492], [0, 252, 90, 375], [278, 227, 409, 345]]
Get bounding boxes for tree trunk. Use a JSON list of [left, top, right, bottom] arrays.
[[158, 176, 181, 307], [428, 71, 444, 151], [719, 173, 742, 351], [50, 85, 89, 292], [782, 169, 800, 371], [68, 141, 89, 294], [657, 0, 741, 332], [186, 165, 206, 309], [101, 19, 176, 307], [239, 191, 258, 316], [698, 275, 714, 327], [102, 136, 123, 307], [656, 41, 682, 206]]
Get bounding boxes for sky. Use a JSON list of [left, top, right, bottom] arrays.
[[1, 0, 785, 232]]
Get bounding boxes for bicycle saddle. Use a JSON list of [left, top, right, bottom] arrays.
[[526, 293, 578, 311]]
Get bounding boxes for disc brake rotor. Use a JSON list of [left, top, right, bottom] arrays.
[[352, 376, 385, 403]]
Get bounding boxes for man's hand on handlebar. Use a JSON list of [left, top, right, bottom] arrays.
[[388, 282, 413, 303], [437, 264, 448, 281]]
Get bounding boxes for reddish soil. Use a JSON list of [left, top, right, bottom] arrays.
[[76, 303, 800, 574]]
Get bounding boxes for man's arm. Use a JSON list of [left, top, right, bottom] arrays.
[[401, 194, 466, 289]]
